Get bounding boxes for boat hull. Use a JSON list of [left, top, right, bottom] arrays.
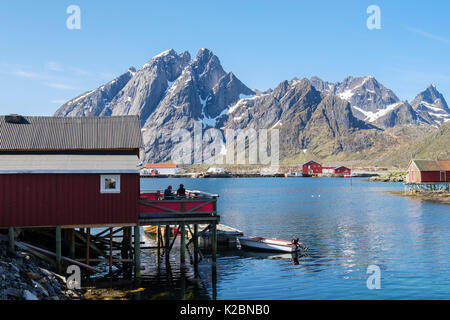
[[238, 237, 302, 253]]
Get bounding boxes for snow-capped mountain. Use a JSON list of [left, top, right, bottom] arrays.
[[56, 48, 254, 160], [55, 67, 136, 117], [55, 49, 448, 162], [310, 76, 426, 127], [411, 85, 450, 126]]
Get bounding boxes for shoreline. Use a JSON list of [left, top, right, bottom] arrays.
[[383, 190, 450, 205], [0, 238, 83, 300]]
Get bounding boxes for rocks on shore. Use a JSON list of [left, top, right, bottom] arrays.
[[366, 171, 406, 182], [0, 239, 82, 300]]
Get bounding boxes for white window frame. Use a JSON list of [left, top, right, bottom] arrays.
[[100, 175, 121, 194]]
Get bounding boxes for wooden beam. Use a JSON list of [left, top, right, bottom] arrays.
[[109, 228, 113, 275], [211, 223, 217, 265], [56, 226, 62, 274], [8, 227, 15, 253], [165, 225, 170, 263], [194, 224, 199, 269], [69, 229, 75, 259], [134, 226, 141, 278], [180, 223, 186, 264], [86, 228, 90, 265]]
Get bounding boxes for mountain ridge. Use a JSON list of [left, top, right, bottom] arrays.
[[54, 48, 450, 164]]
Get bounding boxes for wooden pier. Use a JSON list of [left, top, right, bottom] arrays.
[[136, 189, 220, 278], [2, 189, 220, 281], [404, 182, 450, 193]]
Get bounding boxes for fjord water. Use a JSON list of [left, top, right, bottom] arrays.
[[138, 178, 450, 300]]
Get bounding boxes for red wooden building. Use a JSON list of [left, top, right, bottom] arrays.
[[0, 115, 143, 228], [302, 160, 322, 174], [333, 166, 351, 175], [407, 160, 450, 183]]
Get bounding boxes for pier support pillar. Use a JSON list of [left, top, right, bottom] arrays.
[[211, 223, 217, 265], [180, 223, 186, 264], [56, 226, 62, 274], [86, 228, 91, 266], [109, 227, 113, 275], [156, 225, 161, 266], [165, 225, 170, 263], [193, 224, 199, 272], [8, 227, 15, 253], [69, 229, 75, 259], [134, 225, 141, 278]]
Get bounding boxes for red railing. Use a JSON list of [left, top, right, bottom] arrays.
[[139, 189, 218, 217]]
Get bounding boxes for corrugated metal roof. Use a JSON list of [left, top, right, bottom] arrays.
[[437, 160, 450, 171], [0, 115, 144, 151], [412, 159, 450, 171]]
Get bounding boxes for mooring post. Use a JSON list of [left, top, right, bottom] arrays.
[[180, 223, 186, 264], [212, 222, 217, 265], [134, 225, 141, 278], [56, 226, 62, 274], [8, 227, 15, 253]]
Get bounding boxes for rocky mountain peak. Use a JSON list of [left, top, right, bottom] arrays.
[[411, 84, 450, 125]]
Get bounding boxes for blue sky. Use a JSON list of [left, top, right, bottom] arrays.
[[0, 0, 449, 115]]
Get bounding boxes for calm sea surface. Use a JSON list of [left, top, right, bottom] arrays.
[[112, 177, 449, 300]]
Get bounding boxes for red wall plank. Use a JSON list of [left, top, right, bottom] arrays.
[[0, 174, 139, 228]]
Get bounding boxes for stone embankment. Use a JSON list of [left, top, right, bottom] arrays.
[[0, 237, 82, 300]]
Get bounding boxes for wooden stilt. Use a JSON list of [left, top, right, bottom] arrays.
[[193, 224, 199, 270], [55, 226, 62, 274], [109, 227, 113, 275], [180, 223, 186, 264], [211, 223, 217, 264], [165, 225, 170, 263], [86, 228, 90, 265], [156, 225, 161, 265], [8, 227, 15, 253], [69, 229, 75, 259], [134, 225, 141, 278]]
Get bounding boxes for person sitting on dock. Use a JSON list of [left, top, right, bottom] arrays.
[[164, 186, 174, 200], [177, 184, 186, 198]]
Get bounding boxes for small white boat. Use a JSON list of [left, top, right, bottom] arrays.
[[237, 236, 307, 253]]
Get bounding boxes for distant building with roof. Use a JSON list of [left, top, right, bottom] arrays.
[[406, 159, 450, 184], [145, 163, 178, 175]]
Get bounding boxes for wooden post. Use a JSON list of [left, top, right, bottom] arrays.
[[193, 224, 199, 275], [180, 223, 186, 264], [56, 226, 62, 274], [165, 225, 170, 263], [69, 229, 75, 259], [134, 225, 141, 278], [109, 227, 113, 275], [156, 225, 161, 265], [211, 223, 217, 264], [86, 228, 91, 265], [8, 227, 15, 253]]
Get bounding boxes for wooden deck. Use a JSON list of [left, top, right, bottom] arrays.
[[135, 189, 221, 277]]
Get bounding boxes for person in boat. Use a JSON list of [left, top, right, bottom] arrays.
[[164, 185, 174, 200], [177, 184, 186, 198], [292, 237, 308, 251]]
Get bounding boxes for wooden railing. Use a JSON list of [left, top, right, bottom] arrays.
[[139, 189, 218, 218]]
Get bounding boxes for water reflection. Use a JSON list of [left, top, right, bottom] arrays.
[[86, 178, 450, 299]]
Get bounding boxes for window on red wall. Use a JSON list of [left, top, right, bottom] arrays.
[[100, 175, 121, 194]]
